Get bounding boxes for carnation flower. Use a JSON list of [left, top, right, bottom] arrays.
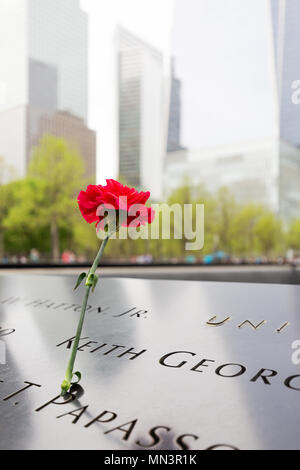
[[77, 179, 155, 229], [61, 179, 155, 396]]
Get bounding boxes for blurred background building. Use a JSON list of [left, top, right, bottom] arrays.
[[167, 60, 185, 153], [164, 0, 300, 221], [0, 0, 96, 182], [271, 0, 300, 218], [271, 0, 300, 146], [117, 27, 165, 199], [165, 139, 279, 208]]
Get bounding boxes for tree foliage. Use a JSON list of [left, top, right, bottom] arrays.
[[28, 135, 85, 261], [0, 140, 299, 263]]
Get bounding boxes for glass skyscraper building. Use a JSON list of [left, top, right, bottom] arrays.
[[0, 0, 95, 181], [167, 61, 184, 153], [117, 27, 165, 200], [271, 0, 300, 147], [270, 0, 300, 217], [165, 0, 300, 220]]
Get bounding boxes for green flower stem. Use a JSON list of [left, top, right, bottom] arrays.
[[61, 236, 109, 396], [87, 235, 109, 283]]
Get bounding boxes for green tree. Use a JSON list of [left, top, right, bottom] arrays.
[[0, 157, 18, 259], [214, 187, 236, 253], [254, 212, 282, 256], [4, 179, 52, 256], [166, 181, 213, 259], [28, 135, 85, 261], [0, 184, 13, 259], [231, 204, 265, 256], [287, 219, 300, 251], [72, 213, 99, 260]]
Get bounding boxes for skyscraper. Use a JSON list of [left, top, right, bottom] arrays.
[[271, 0, 300, 146], [270, 0, 300, 218], [0, 0, 95, 180], [165, 0, 300, 219], [167, 60, 184, 153], [117, 27, 165, 200]]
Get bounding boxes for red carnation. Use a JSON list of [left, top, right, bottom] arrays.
[[77, 179, 155, 230], [61, 179, 155, 395]]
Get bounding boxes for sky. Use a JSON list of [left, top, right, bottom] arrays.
[[80, 0, 278, 181], [172, 0, 278, 150]]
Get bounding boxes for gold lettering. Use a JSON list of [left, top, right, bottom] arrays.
[[276, 322, 290, 333], [238, 320, 266, 330], [206, 316, 231, 327]]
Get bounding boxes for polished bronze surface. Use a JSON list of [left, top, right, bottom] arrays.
[[0, 274, 299, 449]]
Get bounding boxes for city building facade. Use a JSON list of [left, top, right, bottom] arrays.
[[167, 61, 184, 153], [165, 138, 300, 221], [165, 0, 300, 220], [271, 0, 300, 146], [117, 27, 165, 200], [0, 0, 95, 181]]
